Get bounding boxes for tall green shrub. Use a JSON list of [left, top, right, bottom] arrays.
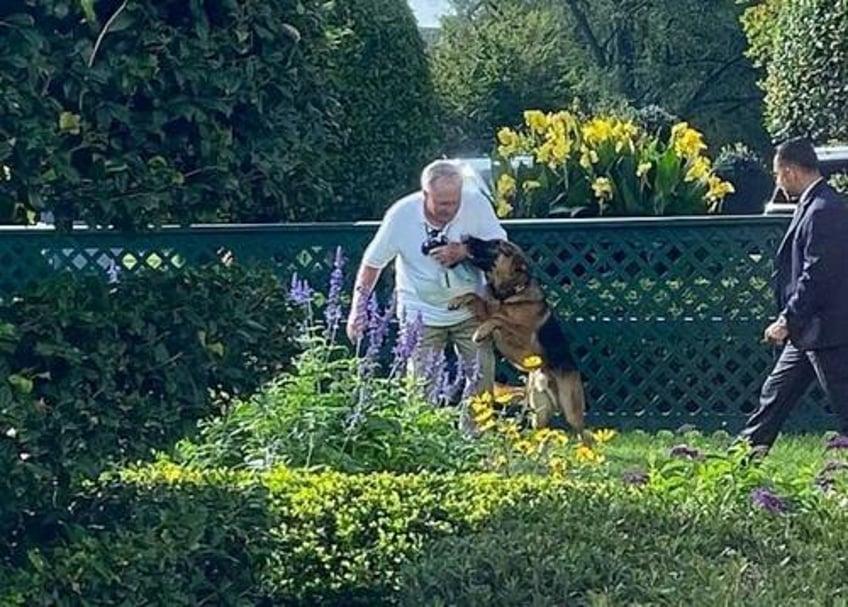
[[743, 0, 848, 142], [433, 0, 768, 155], [0, 264, 301, 554], [0, 0, 339, 228], [323, 0, 439, 219], [431, 4, 579, 155]]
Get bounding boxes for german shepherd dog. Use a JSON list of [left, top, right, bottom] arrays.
[[448, 237, 589, 442]]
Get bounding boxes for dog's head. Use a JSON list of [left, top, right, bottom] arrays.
[[463, 236, 530, 298]]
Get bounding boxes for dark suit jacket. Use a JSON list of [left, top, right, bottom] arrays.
[[776, 180, 848, 350]]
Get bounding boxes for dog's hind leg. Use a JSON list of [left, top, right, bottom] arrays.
[[527, 370, 556, 429], [554, 371, 592, 445]]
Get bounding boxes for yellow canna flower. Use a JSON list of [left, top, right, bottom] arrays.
[[535, 141, 554, 166], [706, 174, 735, 202], [522, 179, 542, 193], [524, 110, 548, 134], [497, 127, 521, 157], [591, 177, 614, 201], [495, 197, 514, 218], [685, 156, 711, 182], [522, 354, 543, 369], [549, 110, 577, 132], [579, 147, 600, 169], [582, 117, 615, 146], [670, 122, 707, 159], [636, 162, 652, 178], [496, 173, 517, 197]]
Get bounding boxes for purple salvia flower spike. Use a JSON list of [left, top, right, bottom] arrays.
[[390, 312, 424, 377], [750, 487, 787, 515], [323, 246, 346, 339], [288, 272, 314, 306], [826, 435, 848, 450], [359, 295, 384, 378], [423, 348, 446, 404], [461, 351, 483, 399], [442, 355, 466, 404]]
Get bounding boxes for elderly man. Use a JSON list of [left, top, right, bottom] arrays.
[[738, 138, 848, 453], [346, 159, 507, 407]]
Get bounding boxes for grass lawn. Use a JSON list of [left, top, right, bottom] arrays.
[[601, 430, 836, 478]]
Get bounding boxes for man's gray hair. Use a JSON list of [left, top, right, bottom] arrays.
[[420, 159, 464, 192]]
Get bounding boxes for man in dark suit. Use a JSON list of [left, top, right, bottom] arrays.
[[738, 138, 848, 452]]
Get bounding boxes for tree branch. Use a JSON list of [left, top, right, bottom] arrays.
[[681, 53, 747, 113], [88, 0, 129, 68], [563, 0, 607, 68]]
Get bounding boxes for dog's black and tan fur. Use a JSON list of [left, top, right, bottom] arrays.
[[449, 237, 589, 442]]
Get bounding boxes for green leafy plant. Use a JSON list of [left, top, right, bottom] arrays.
[[742, 0, 848, 142], [322, 0, 439, 219], [0, 0, 340, 228], [711, 142, 774, 214], [491, 110, 734, 217], [177, 256, 482, 474], [0, 263, 302, 555]]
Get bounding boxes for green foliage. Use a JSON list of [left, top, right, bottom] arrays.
[[399, 491, 848, 606], [176, 279, 481, 473], [323, 0, 440, 219], [0, 0, 339, 228], [434, 0, 768, 154], [3, 450, 847, 605], [0, 264, 302, 553], [742, 0, 848, 142], [431, 3, 579, 154], [0, 463, 579, 605], [830, 172, 848, 197], [175, 354, 480, 474], [492, 111, 733, 217], [0, 471, 274, 606], [712, 143, 774, 214]]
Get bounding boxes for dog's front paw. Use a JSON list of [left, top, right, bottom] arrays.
[[448, 294, 476, 310], [472, 324, 495, 343]]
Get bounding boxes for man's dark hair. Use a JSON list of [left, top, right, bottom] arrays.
[[775, 138, 820, 172]]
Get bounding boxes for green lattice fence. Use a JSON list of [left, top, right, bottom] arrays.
[[0, 217, 832, 432]]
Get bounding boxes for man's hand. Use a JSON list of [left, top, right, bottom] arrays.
[[346, 312, 366, 344], [763, 318, 789, 345], [429, 242, 468, 268]]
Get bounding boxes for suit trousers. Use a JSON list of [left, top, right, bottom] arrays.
[[740, 342, 848, 447]]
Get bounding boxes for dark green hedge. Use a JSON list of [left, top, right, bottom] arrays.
[[322, 0, 439, 219], [761, 1, 848, 143], [0, 0, 339, 228], [0, 265, 301, 555], [0, 0, 440, 226], [2, 463, 847, 606]]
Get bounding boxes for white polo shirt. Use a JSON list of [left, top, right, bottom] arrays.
[[362, 188, 507, 326]]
